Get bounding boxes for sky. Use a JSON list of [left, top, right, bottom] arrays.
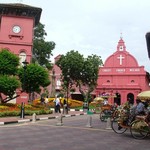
[[1, 0, 150, 72]]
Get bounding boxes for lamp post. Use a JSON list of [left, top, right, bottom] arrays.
[[22, 60, 29, 92], [51, 69, 56, 97], [66, 74, 70, 114], [20, 60, 28, 118]]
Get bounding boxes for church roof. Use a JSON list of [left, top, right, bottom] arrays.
[[104, 37, 139, 68], [0, 3, 42, 26]]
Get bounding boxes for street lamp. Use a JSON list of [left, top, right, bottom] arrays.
[[50, 69, 56, 97], [66, 74, 70, 114], [22, 60, 29, 92], [20, 60, 28, 118]]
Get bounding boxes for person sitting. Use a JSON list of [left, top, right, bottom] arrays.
[[103, 98, 108, 105], [135, 99, 145, 115], [130, 99, 147, 123]]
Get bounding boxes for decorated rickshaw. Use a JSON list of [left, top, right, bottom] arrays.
[[111, 90, 150, 139], [130, 91, 150, 139], [94, 93, 117, 121], [111, 105, 131, 134]]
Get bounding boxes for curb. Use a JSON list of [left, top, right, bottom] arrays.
[[0, 112, 87, 125], [51, 108, 83, 112]]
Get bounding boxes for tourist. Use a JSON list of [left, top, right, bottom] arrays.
[[53, 96, 61, 113], [40, 96, 45, 105], [44, 96, 49, 108]]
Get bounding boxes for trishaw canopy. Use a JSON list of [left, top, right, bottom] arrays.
[[93, 97, 104, 102], [137, 90, 150, 101]]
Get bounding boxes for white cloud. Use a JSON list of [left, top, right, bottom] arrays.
[[1, 0, 150, 71]]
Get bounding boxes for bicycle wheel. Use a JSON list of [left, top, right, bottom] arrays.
[[130, 120, 149, 139], [100, 110, 111, 121], [100, 111, 105, 121], [111, 117, 127, 134]]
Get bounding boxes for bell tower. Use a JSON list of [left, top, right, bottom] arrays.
[[117, 36, 126, 52], [0, 3, 42, 104], [0, 3, 42, 64]]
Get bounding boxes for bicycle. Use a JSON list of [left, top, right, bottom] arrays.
[[100, 104, 116, 121]]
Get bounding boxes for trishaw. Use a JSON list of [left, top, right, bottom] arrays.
[[93, 96, 117, 121], [111, 105, 131, 134], [129, 91, 150, 139], [111, 93, 150, 139], [100, 104, 116, 121]]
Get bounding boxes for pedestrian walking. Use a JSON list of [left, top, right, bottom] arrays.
[[53, 96, 61, 113]]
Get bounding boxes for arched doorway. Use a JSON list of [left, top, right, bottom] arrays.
[[114, 92, 121, 105], [127, 93, 134, 104]]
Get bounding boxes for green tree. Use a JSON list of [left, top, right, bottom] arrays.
[[32, 22, 56, 70], [18, 63, 50, 102], [78, 54, 103, 102], [56, 50, 84, 97], [0, 49, 20, 103], [56, 50, 103, 103]]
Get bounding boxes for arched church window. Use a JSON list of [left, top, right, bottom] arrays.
[[19, 51, 26, 66], [107, 80, 110, 83], [131, 80, 135, 83]]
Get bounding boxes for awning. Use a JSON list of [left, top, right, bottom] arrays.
[[137, 90, 150, 100]]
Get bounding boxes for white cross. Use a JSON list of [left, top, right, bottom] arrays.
[[117, 55, 124, 65]]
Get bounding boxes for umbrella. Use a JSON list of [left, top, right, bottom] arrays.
[[93, 97, 104, 102], [137, 90, 150, 100]]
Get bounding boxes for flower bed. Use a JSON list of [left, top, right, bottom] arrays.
[[0, 103, 52, 117]]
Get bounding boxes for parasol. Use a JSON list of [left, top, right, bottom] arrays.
[[93, 97, 104, 102], [137, 90, 150, 100]]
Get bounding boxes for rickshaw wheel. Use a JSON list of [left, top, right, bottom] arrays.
[[130, 120, 149, 139], [100, 110, 111, 121], [100, 111, 105, 121], [111, 117, 127, 134]]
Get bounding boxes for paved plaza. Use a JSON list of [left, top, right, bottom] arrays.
[[0, 114, 149, 150]]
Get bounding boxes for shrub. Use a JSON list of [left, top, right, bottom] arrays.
[[0, 111, 20, 117]]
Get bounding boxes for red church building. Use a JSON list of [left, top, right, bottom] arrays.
[[51, 37, 150, 105], [96, 37, 150, 105], [0, 3, 42, 103]]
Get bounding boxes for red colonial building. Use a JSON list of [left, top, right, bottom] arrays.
[[0, 3, 42, 103], [51, 37, 150, 105], [96, 37, 150, 105]]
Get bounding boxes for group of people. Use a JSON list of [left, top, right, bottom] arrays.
[[121, 98, 150, 125], [40, 95, 68, 113], [53, 96, 68, 113], [40, 96, 49, 105], [126, 98, 148, 115]]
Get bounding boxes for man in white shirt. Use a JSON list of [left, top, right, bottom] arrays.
[[53, 96, 61, 113]]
